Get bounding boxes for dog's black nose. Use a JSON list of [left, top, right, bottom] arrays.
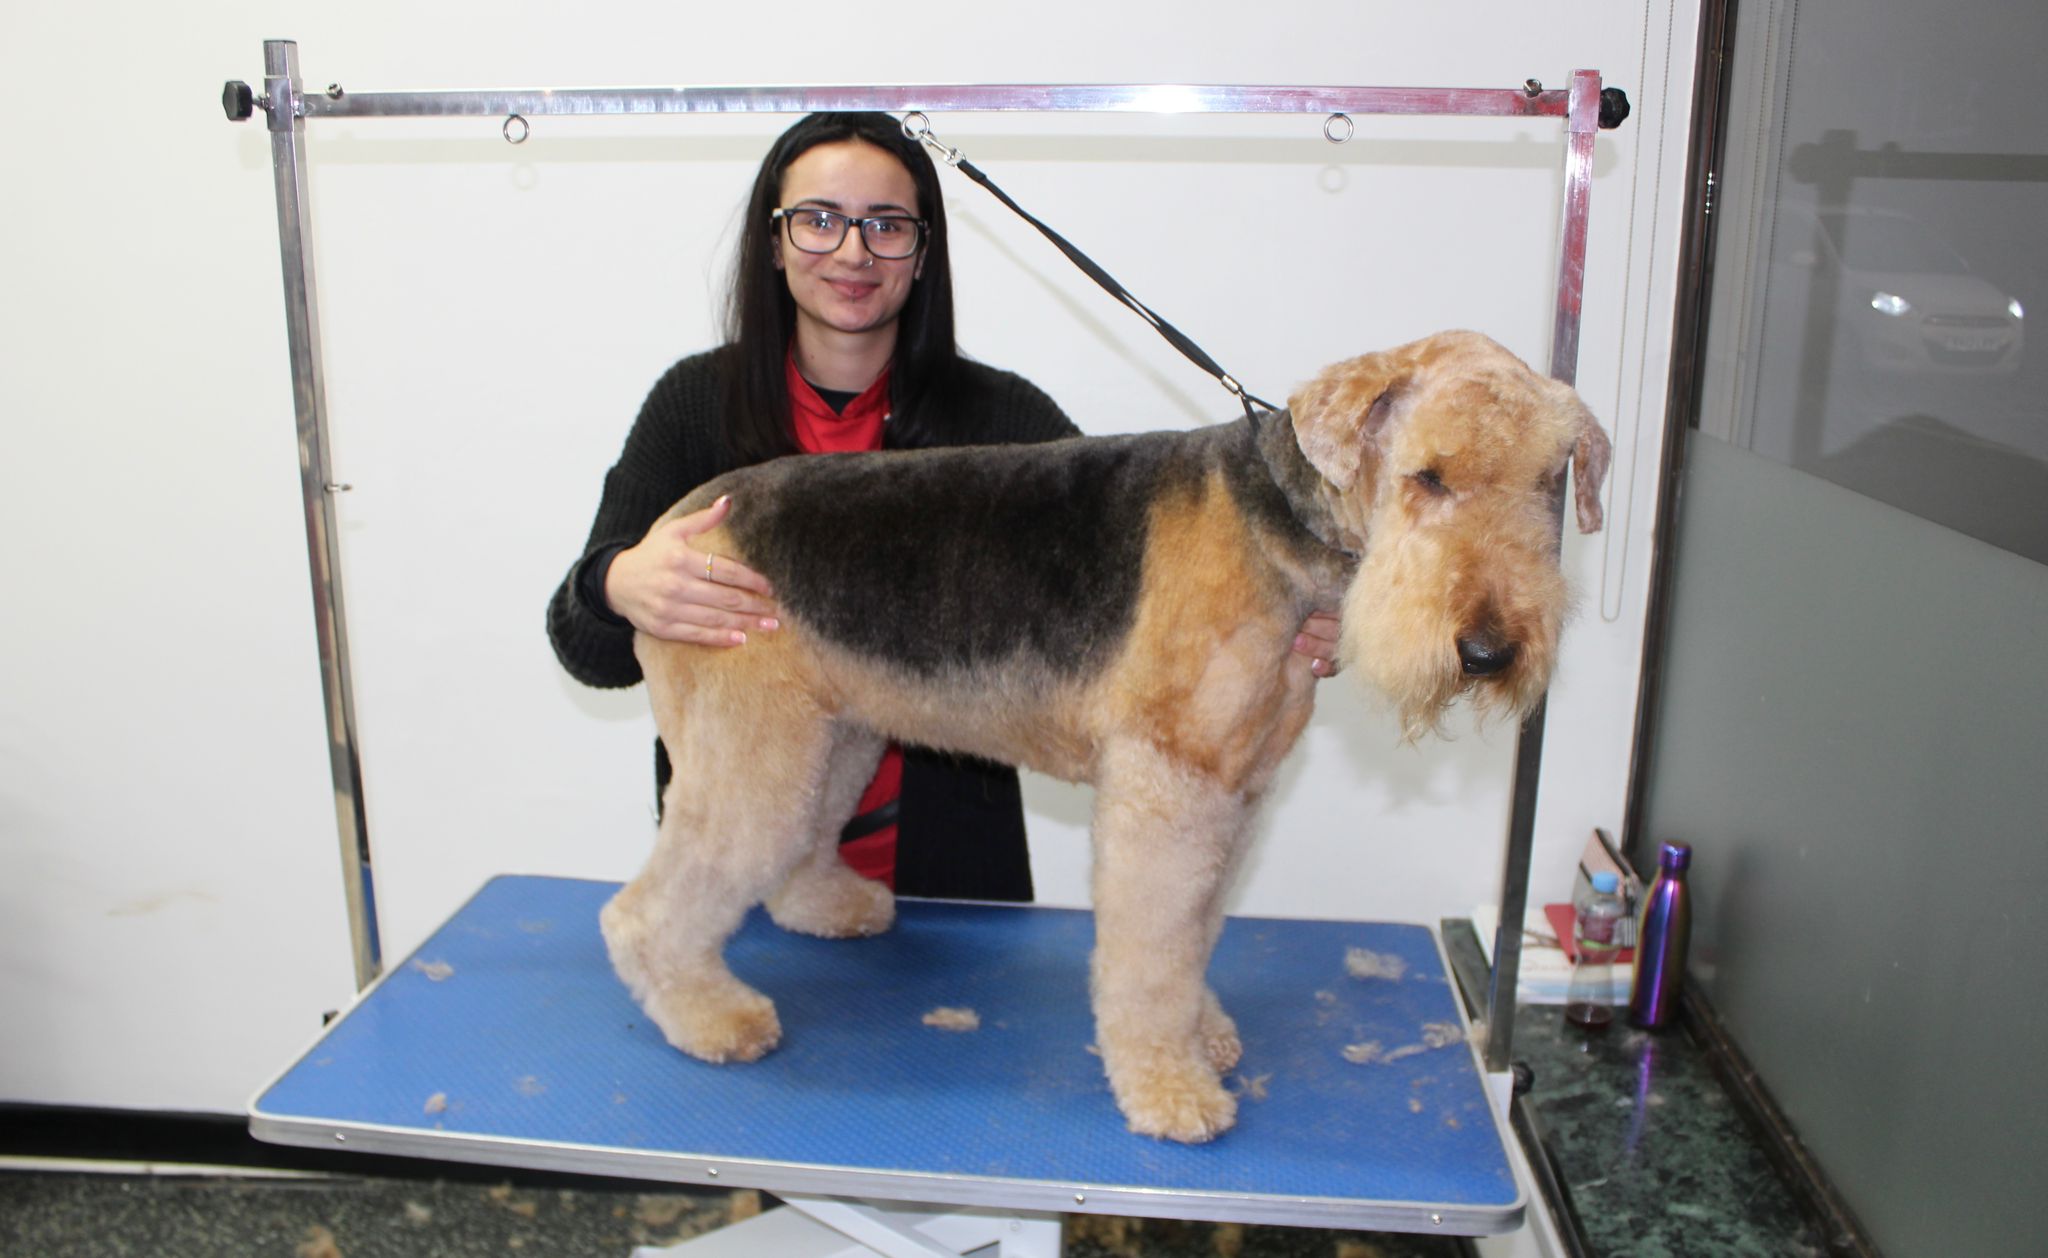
[[1457, 637, 1518, 676]]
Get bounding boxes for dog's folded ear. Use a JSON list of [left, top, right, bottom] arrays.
[[1568, 400, 1612, 534], [1288, 350, 1412, 491]]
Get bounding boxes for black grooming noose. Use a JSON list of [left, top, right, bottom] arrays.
[[901, 113, 1278, 425]]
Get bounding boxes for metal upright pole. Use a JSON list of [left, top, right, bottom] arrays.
[[1547, 70, 1602, 388], [1483, 69, 1601, 1073], [262, 39, 382, 989]]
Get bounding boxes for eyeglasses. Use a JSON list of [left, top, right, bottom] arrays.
[[772, 207, 927, 259]]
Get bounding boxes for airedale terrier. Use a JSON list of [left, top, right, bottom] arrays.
[[601, 330, 1611, 1142]]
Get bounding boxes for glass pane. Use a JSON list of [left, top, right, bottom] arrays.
[[1644, 435, 2048, 1258], [1698, 0, 2048, 566], [1651, 3, 2048, 1254]]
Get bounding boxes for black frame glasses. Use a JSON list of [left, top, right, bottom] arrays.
[[772, 207, 927, 259]]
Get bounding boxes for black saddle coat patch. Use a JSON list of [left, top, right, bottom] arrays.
[[715, 417, 1332, 680]]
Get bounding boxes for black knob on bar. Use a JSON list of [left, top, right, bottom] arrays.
[[222, 80, 255, 122], [1598, 87, 1631, 130]]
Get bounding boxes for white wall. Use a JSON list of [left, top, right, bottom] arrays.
[[0, 0, 1698, 1113]]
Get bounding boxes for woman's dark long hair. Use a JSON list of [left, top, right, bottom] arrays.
[[722, 112, 961, 463]]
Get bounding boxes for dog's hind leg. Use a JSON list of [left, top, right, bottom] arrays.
[[600, 653, 836, 1064], [765, 725, 895, 939], [1088, 739, 1250, 1143]]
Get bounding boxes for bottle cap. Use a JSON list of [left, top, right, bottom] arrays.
[[1659, 842, 1692, 871], [1590, 870, 1619, 893]]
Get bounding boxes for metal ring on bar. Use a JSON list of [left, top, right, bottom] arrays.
[[503, 113, 530, 144], [1323, 113, 1354, 144]]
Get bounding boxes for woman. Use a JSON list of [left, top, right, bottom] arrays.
[[548, 112, 1337, 902]]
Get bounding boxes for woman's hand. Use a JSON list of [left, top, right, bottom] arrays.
[[603, 494, 780, 646], [1292, 610, 1342, 679]]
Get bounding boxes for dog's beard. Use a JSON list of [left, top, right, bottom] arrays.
[[1339, 515, 1566, 742]]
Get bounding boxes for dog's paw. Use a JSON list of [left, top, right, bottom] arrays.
[[1198, 991, 1243, 1073], [1112, 1058, 1239, 1144], [647, 979, 782, 1064], [766, 863, 896, 939], [1103, 1041, 1239, 1143]]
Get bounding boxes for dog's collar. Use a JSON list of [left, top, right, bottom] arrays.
[[1248, 407, 1358, 559]]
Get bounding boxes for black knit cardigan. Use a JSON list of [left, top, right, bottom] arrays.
[[547, 348, 1079, 901]]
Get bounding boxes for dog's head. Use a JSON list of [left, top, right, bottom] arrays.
[[1288, 330, 1612, 739]]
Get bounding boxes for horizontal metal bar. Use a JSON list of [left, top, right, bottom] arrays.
[[300, 82, 1572, 122]]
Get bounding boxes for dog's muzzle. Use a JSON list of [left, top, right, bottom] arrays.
[[1456, 636, 1518, 677]]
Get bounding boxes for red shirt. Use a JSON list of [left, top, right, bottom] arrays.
[[786, 352, 903, 888]]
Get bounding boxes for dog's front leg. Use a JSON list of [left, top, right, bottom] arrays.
[[1190, 801, 1267, 1076], [1088, 739, 1248, 1143]]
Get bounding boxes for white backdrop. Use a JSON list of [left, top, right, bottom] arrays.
[[0, 0, 1698, 1112]]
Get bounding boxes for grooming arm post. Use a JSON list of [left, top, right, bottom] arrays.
[[260, 39, 382, 988], [1484, 69, 1602, 1073]]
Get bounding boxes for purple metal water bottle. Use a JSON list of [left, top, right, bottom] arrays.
[[1627, 842, 1692, 1029]]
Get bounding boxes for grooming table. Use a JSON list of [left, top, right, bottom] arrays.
[[252, 876, 1522, 1252]]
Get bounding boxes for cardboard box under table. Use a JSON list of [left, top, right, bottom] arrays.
[[252, 875, 1523, 1253]]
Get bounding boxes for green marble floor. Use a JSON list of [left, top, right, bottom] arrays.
[[1511, 1006, 1836, 1257]]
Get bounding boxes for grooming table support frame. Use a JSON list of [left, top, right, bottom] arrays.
[[230, 41, 1611, 1071], [634, 1196, 1062, 1258]]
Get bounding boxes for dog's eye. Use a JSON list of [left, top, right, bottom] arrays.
[[1411, 468, 1450, 496]]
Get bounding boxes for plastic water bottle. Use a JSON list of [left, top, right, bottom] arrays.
[[1629, 842, 1694, 1029], [1564, 870, 1625, 1030]]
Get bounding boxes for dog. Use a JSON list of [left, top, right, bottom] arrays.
[[600, 330, 1612, 1143]]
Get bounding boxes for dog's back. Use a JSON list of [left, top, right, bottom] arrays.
[[709, 431, 1164, 680], [647, 417, 1342, 781], [686, 420, 1330, 680]]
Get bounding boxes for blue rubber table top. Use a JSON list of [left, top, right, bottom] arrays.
[[252, 875, 1521, 1233]]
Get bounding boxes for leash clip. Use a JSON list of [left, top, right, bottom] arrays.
[[1222, 375, 1280, 422], [899, 111, 963, 167]]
